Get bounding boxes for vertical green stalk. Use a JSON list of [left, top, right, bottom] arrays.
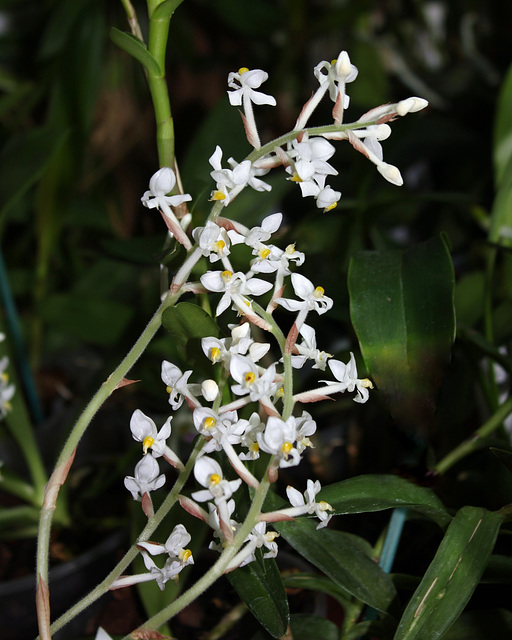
[[146, 1, 177, 168]]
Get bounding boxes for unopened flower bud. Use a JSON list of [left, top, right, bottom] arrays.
[[377, 162, 403, 186], [201, 379, 219, 402], [397, 97, 429, 116], [335, 51, 357, 80], [149, 167, 176, 196]]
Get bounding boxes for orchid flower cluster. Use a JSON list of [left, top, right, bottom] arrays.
[[110, 50, 426, 603]]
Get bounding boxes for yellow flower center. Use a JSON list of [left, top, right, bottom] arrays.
[[211, 190, 226, 201], [180, 548, 193, 563], [325, 201, 337, 212], [204, 416, 216, 430], [265, 531, 280, 542], [213, 239, 226, 253], [249, 442, 260, 453], [281, 442, 293, 457], [210, 473, 221, 486], [275, 385, 285, 398], [361, 378, 374, 389], [318, 500, 334, 512], [222, 270, 232, 282], [210, 347, 221, 363], [245, 371, 256, 385], [142, 436, 155, 454], [313, 286, 325, 298], [166, 385, 173, 395], [330, 59, 337, 65], [285, 243, 296, 254], [259, 247, 271, 260], [291, 173, 302, 182], [238, 67, 249, 74]]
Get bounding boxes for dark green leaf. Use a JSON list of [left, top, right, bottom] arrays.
[[283, 572, 350, 606], [227, 556, 289, 638], [250, 613, 339, 640], [264, 491, 396, 612], [493, 62, 512, 187], [394, 506, 503, 640], [318, 474, 451, 528], [162, 302, 219, 352], [109, 28, 161, 76], [348, 235, 455, 429]]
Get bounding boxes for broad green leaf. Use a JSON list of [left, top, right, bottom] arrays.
[[283, 572, 350, 606], [109, 28, 161, 76], [250, 613, 339, 640], [493, 62, 512, 187], [318, 474, 451, 528], [227, 556, 289, 638], [487, 154, 512, 248], [264, 491, 396, 612], [348, 236, 455, 429], [0, 127, 68, 221], [443, 609, 512, 640], [394, 506, 502, 640], [162, 302, 219, 353]]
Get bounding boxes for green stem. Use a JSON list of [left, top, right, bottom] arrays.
[[130, 461, 273, 636], [36, 290, 180, 630], [246, 119, 382, 165], [147, 3, 174, 168], [434, 396, 512, 475], [45, 436, 205, 638]]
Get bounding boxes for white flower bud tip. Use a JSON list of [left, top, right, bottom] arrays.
[[335, 51, 354, 79], [377, 162, 403, 186], [397, 97, 429, 116], [149, 167, 176, 196], [201, 379, 219, 402]]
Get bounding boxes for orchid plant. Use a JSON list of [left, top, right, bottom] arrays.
[[8, 2, 507, 640]]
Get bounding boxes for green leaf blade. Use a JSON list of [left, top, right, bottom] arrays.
[[227, 557, 289, 638], [348, 236, 455, 429], [109, 28, 161, 76], [394, 506, 503, 640], [318, 474, 451, 528]]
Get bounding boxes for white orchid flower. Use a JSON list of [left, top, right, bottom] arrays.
[[138, 524, 194, 573], [291, 323, 332, 371], [129, 409, 171, 457], [124, 455, 165, 501], [161, 361, 194, 409], [141, 167, 192, 209], [275, 272, 333, 316], [227, 68, 276, 107], [200, 269, 272, 318], [191, 456, 242, 504], [322, 354, 373, 403], [286, 479, 334, 529], [230, 354, 279, 402], [257, 416, 302, 468]]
